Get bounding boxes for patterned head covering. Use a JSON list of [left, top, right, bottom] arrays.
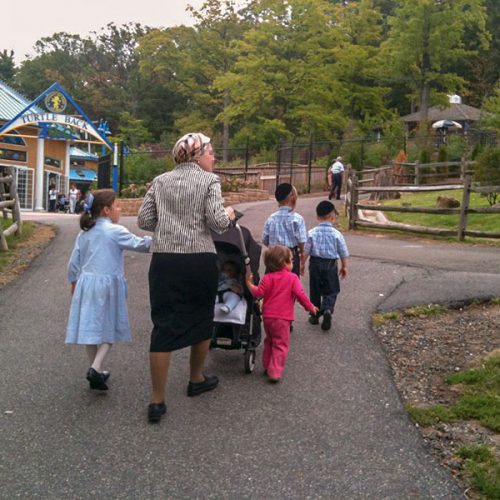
[[172, 132, 211, 164]]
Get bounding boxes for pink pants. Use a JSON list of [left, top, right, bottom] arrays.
[[262, 317, 292, 379]]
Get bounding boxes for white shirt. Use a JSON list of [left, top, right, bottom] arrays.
[[329, 160, 344, 174]]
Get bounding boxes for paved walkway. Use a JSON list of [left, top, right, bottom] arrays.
[[1, 198, 499, 498]]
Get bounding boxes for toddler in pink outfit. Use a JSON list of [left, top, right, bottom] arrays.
[[246, 245, 318, 383]]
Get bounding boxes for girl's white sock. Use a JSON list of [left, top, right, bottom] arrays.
[[91, 343, 112, 372]]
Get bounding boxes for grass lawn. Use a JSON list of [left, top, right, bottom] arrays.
[[380, 189, 500, 234], [0, 219, 36, 272]]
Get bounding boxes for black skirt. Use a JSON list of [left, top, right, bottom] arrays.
[[149, 253, 218, 352]]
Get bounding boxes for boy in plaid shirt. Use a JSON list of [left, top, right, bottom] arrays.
[[302, 200, 349, 331], [262, 183, 307, 276]]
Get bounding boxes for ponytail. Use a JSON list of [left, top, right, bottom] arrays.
[[79, 189, 116, 231]]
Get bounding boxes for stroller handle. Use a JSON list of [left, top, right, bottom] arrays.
[[233, 223, 251, 273]]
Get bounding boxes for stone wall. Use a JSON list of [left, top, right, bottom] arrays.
[[119, 188, 270, 216]]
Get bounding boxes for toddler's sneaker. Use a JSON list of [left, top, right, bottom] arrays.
[[308, 314, 319, 325], [220, 305, 230, 313], [321, 311, 332, 331]]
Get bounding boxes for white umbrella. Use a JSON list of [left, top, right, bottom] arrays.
[[431, 119, 463, 129]]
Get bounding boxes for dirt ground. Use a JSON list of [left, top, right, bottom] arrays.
[[0, 222, 56, 288], [373, 302, 500, 495]]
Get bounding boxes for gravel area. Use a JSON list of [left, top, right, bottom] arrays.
[[373, 301, 500, 495]]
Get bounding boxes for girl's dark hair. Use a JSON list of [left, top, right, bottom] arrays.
[[264, 245, 292, 272], [80, 189, 116, 231]]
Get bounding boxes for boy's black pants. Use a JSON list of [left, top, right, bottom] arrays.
[[309, 256, 340, 314]]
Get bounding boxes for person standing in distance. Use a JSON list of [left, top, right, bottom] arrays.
[[328, 156, 344, 201]]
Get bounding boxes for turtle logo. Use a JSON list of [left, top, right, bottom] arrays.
[[45, 91, 67, 113]]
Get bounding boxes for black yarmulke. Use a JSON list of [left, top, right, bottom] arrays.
[[275, 183, 293, 202], [316, 200, 335, 217]]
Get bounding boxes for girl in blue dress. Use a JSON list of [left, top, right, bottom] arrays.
[[66, 189, 152, 391]]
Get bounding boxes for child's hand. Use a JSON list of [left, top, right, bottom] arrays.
[[246, 272, 254, 284], [311, 306, 319, 315], [339, 268, 348, 279]]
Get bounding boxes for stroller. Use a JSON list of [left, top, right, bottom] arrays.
[[211, 216, 262, 373]]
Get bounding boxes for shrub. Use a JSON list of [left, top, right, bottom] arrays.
[[474, 147, 500, 205]]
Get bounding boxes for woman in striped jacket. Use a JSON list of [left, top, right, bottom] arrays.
[[138, 132, 235, 423]]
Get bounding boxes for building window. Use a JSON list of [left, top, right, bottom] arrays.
[[17, 168, 34, 210], [45, 156, 61, 168], [0, 148, 27, 162], [0, 131, 26, 146], [71, 159, 85, 167]]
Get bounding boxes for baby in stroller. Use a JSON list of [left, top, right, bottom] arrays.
[[217, 261, 243, 313], [211, 220, 262, 373]]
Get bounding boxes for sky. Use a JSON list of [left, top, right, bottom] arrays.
[[1, 0, 206, 63]]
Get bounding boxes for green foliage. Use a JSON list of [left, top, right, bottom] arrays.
[[407, 353, 500, 432], [419, 149, 431, 164], [474, 147, 500, 205], [458, 445, 500, 498], [437, 145, 448, 163], [0, 222, 36, 271], [113, 112, 153, 148], [445, 135, 465, 162], [372, 311, 402, 326], [364, 142, 390, 167], [380, 0, 489, 122], [124, 149, 173, 185], [404, 304, 448, 317], [0, 50, 16, 84]]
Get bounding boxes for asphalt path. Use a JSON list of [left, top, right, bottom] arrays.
[[1, 196, 499, 499]]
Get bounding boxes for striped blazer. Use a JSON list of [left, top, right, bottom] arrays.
[[137, 162, 231, 253]]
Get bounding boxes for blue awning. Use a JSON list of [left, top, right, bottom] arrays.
[[69, 168, 97, 181]]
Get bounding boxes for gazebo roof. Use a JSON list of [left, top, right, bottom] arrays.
[[402, 102, 482, 123]]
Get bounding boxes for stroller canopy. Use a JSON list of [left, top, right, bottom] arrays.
[[211, 225, 261, 275]]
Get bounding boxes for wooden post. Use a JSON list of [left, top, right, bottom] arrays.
[[458, 172, 472, 241], [10, 168, 22, 236], [349, 171, 358, 230]]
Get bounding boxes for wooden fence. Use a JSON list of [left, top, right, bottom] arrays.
[[346, 169, 500, 241], [0, 166, 22, 251]]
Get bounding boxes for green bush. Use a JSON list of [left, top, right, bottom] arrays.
[[364, 142, 390, 167], [437, 145, 448, 163], [474, 147, 500, 205], [124, 150, 173, 184], [446, 135, 465, 161]]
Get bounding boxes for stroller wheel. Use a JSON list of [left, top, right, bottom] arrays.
[[244, 350, 256, 374]]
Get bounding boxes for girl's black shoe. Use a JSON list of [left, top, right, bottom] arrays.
[[86, 368, 108, 391], [148, 403, 167, 423]]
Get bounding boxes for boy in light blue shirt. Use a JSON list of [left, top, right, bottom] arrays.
[[302, 200, 349, 331], [262, 183, 307, 276]]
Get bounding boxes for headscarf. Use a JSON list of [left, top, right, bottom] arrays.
[[172, 132, 211, 164]]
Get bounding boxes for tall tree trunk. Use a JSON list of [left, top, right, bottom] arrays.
[[222, 90, 229, 163]]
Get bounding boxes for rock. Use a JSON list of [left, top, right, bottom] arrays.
[[436, 196, 460, 208]]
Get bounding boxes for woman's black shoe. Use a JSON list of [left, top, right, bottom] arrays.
[[102, 371, 110, 382], [148, 403, 167, 423], [187, 374, 219, 397], [86, 368, 108, 391]]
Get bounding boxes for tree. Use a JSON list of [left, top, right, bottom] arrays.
[[381, 0, 489, 123], [215, 0, 348, 145], [474, 147, 500, 205], [138, 1, 248, 156], [0, 50, 16, 84]]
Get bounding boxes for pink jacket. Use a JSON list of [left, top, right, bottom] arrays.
[[248, 269, 316, 321]]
